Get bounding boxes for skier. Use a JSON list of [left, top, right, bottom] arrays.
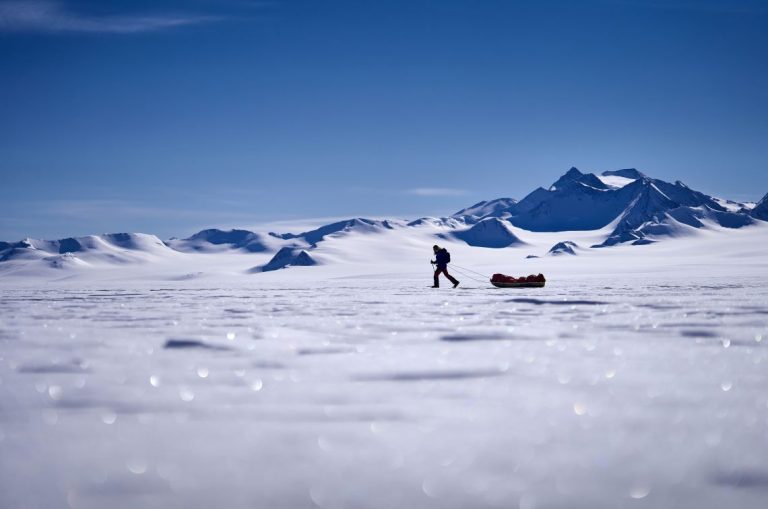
[[431, 245, 459, 288]]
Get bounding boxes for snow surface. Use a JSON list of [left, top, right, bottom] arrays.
[[2, 225, 768, 509], [453, 198, 517, 219], [597, 175, 637, 189], [448, 218, 525, 248]]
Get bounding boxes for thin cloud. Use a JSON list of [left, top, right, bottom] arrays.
[[0, 1, 218, 34], [406, 188, 468, 197]]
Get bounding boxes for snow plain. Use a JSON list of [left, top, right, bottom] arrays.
[[1, 224, 768, 509]]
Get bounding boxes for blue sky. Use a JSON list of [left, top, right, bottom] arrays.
[[1, 0, 767, 240]]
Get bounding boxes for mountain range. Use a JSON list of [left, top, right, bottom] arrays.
[[453, 167, 758, 246], [2, 168, 765, 276]]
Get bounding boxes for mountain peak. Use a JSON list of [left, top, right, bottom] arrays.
[[255, 247, 318, 272], [550, 167, 608, 192], [751, 192, 768, 220], [550, 167, 582, 190], [548, 241, 578, 256]]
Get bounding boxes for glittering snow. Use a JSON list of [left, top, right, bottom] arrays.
[[1, 268, 768, 509]]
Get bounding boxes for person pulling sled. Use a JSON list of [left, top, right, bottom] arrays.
[[431, 245, 459, 288]]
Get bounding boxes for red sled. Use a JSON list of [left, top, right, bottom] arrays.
[[490, 273, 546, 288]]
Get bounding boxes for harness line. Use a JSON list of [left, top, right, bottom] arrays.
[[432, 262, 487, 284], [449, 263, 491, 280]]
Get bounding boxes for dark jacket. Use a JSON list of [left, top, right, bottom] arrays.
[[435, 248, 450, 268]]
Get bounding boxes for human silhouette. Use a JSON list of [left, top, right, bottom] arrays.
[[431, 245, 459, 288]]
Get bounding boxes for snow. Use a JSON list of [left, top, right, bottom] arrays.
[[597, 175, 637, 189], [448, 218, 525, 248], [272, 218, 403, 246], [1, 224, 768, 509], [712, 198, 746, 213], [166, 229, 273, 253], [452, 198, 517, 219]]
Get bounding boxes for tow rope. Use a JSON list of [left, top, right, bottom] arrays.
[[432, 262, 490, 284]]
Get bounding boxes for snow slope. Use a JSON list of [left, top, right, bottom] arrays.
[[166, 229, 273, 253], [270, 218, 402, 246], [447, 218, 525, 248], [453, 198, 517, 221]]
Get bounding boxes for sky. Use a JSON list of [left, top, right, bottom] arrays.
[[1, 0, 767, 240]]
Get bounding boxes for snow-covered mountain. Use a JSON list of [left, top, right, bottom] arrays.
[[253, 247, 318, 272], [752, 193, 768, 221], [445, 217, 525, 248], [167, 229, 271, 253], [548, 241, 579, 256], [454, 167, 758, 247], [269, 218, 401, 246], [0, 233, 177, 268], [452, 198, 517, 222], [2, 167, 766, 279]]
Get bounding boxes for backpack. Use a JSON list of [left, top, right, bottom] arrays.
[[444, 249, 451, 263]]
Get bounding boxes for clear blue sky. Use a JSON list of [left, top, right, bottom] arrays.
[[1, 0, 767, 240]]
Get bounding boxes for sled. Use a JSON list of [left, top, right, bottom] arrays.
[[491, 281, 546, 288], [490, 273, 546, 288]]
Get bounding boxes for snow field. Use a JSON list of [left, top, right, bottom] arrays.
[[1, 273, 767, 509]]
